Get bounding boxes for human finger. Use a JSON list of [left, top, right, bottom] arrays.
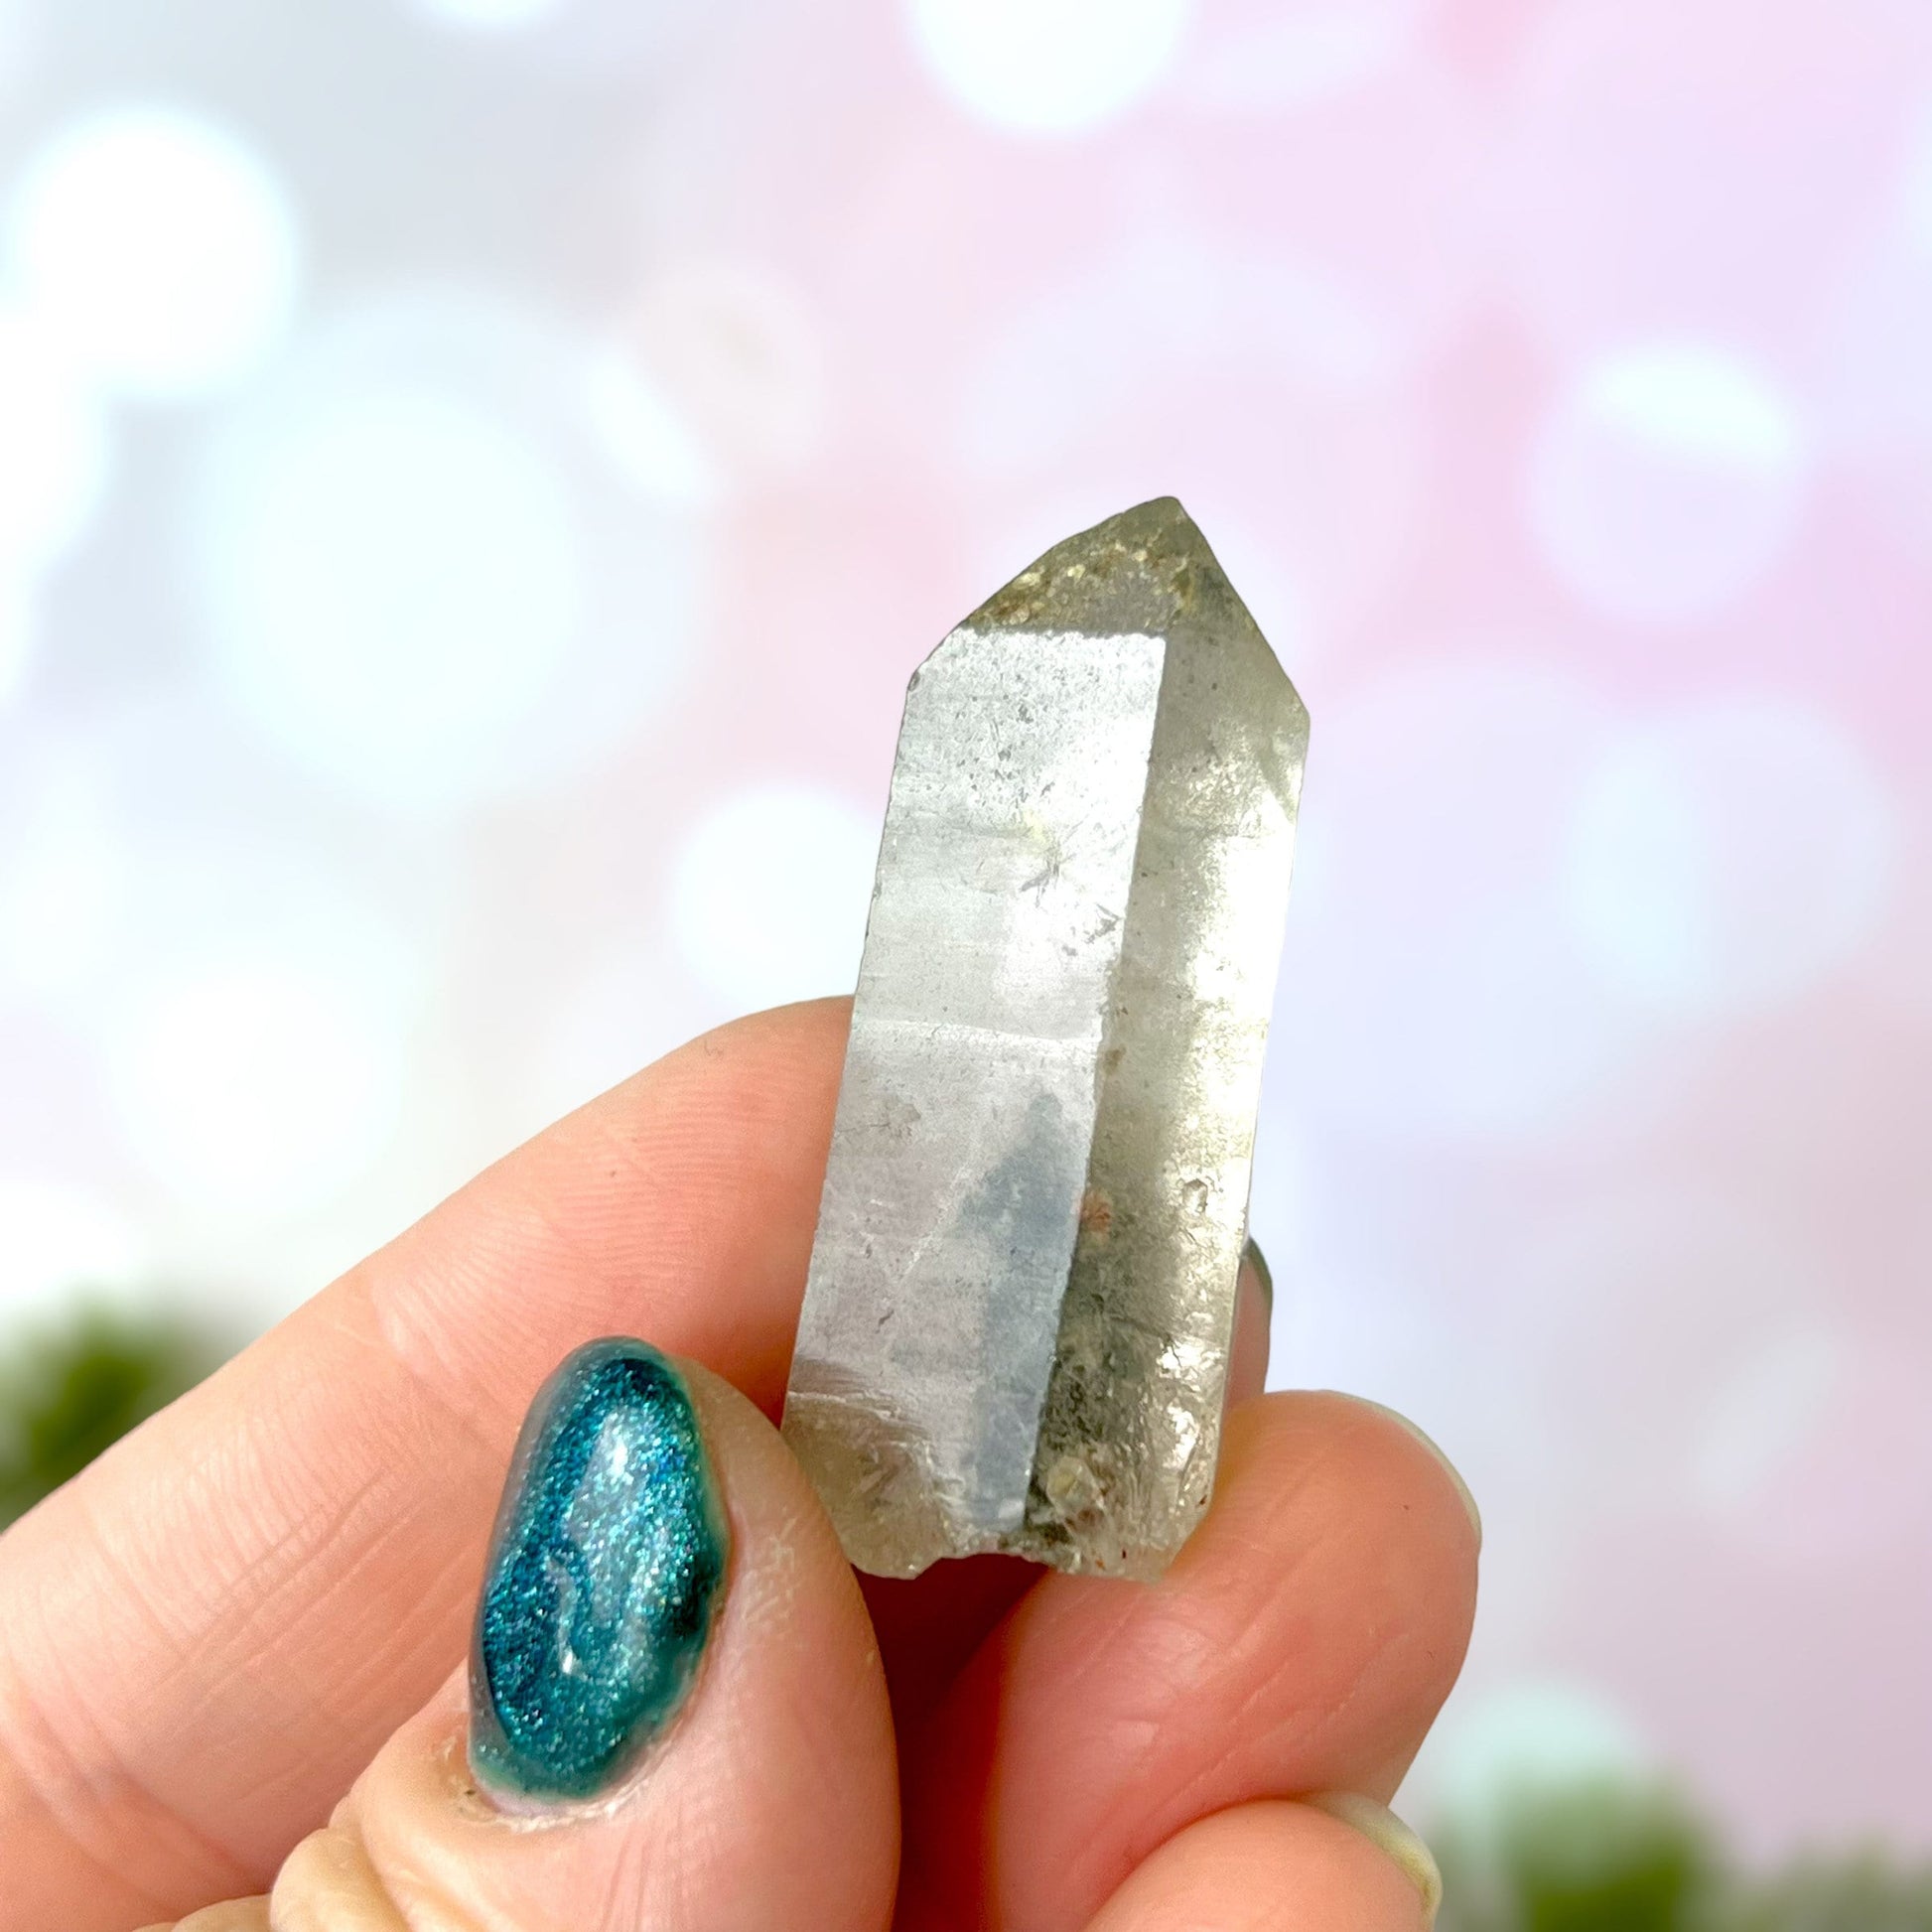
[[0, 1001, 851, 1932], [1081, 1798, 1440, 1932], [154, 1344, 898, 1932], [898, 1392, 1479, 1931]]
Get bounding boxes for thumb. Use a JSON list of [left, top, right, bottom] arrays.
[[263, 1340, 897, 1932]]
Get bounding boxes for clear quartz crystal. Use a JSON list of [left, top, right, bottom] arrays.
[[782, 498, 1308, 1579]]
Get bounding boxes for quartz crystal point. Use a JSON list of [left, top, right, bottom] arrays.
[[782, 497, 1308, 1580]]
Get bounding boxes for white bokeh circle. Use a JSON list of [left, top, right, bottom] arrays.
[[106, 906, 415, 1220], [908, 0, 1192, 134], [669, 785, 877, 1016], [48, 804, 429, 1224], [1529, 344, 1805, 625], [4, 105, 299, 401], [1410, 1679, 1655, 1840], [0, 1173, 150, 1326], [194, 291, 702, 814], [1565, 697, 1897, 1019], [210, 385, 585, 806], [113, 960, 403, 1217]]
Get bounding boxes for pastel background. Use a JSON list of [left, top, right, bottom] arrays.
[[0, 0, 1926, 1864]]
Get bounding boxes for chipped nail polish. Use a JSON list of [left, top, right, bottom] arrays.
[[469, 1338, 728, 1802]]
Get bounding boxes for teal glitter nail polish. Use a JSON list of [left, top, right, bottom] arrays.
[[469, 1337, 728, 1802]]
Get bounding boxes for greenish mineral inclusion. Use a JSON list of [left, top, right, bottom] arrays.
[[782, 498, 1308, 1580]]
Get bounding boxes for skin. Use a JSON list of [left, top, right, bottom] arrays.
[[0, 1000, 1478, 1930]]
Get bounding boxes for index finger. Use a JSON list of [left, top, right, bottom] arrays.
[[0, 998, 850, 1932]]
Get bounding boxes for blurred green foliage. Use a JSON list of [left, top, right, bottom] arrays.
[[0, 1306, 226, 1528], [1438, 1781, 1718, 1932], [1726, 1856, 1932, 1932], [1436, 1780, 1932, 1932]]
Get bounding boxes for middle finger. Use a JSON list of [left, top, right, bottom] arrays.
[[896, 1391, 1480, 1932]]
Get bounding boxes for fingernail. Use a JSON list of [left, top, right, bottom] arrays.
[[469, 1337, 729, 1803], [1307, 1792, 1442, 1927], [1349, 1396, 1481, 1550], [1242, 1234, 1274, 1317]]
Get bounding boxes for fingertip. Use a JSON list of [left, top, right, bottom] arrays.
[[906, 1385, 1478, 1928], [313, 1353, 897, 1932], [1305, 1793, 1442, 1927], [271, 1825, 408, 1931], [1083, 1801, 1437, 1932], [0, 998, 870, 1932], [648, 995, 853, 1104], [1325, 1395, 1482, 1554]]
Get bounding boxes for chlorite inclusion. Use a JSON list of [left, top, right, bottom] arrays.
[[782, 497, 1308, 1580]]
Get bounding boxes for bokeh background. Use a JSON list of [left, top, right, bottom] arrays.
[[0, 0, 1927, 1875]]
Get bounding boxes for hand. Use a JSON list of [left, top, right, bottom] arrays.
[[0, 1001, 1477, 1931]]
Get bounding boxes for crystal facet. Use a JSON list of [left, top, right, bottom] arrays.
[[782, 498, 1308, 1579]]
